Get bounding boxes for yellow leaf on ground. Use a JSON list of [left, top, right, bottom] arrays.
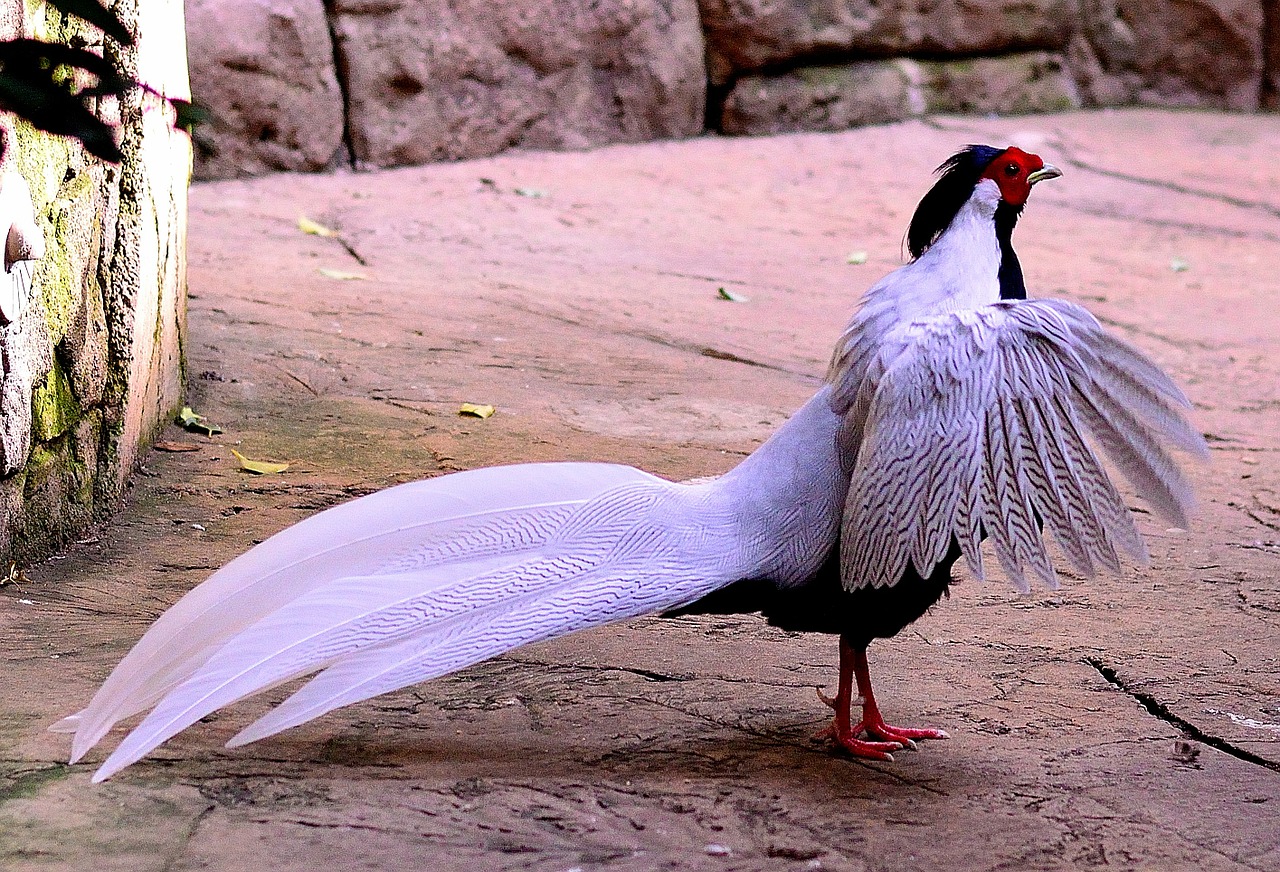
[[177, 406, 223, 436], [231, 449, 290, 475], [846, 250, 868, 265], [458, 403, 496, 419], [298, 215, 337, 237]]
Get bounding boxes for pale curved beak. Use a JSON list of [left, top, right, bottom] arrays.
[[1027, 164, 1062, 186]]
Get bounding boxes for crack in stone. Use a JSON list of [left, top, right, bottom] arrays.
[[1048, 130, 1280, 217], [1059, 158, 1280, 219], [489, 295, 819, 382], [497, 654, 830, 692], [0, 763, 72, 805], [1085, 657, 1280, 775], [320, 0, 357, 170], [160, 802, 216, 872], [1056, 201, 1280, 245]]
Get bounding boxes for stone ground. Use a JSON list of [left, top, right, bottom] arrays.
[[2, 109, 1279, 871]]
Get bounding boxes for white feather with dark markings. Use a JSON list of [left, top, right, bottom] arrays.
[[832, 298, 1207, 593]]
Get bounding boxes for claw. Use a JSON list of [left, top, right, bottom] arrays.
[[816, 721, 901, 760], [818, 639, 950, 763], [816, 687, 863, 711], [864, 720, 950, 746]]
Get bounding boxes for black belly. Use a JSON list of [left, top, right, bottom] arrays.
[[668, 540, 962, 650]]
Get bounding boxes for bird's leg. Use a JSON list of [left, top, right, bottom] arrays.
[[848, 644, 950, 747], [814, 638, 903, 761]]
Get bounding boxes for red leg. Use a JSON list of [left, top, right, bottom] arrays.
[[816, 639, 949, 759], [814, 638, 903, 761], [848, 645, 950, 746]]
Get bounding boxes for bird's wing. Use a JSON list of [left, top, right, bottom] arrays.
[[60, 462, 745, 781], [829, 298, 1207, 593]]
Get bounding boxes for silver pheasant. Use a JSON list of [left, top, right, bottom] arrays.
[[55, 145, 1205, 779]]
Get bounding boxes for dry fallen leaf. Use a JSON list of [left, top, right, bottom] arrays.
[[177, 406, 223, 436], [231, 449, 290, 475], [513, 187, 547, 198], [154, 440, 201, 452], [298, 215, 337, 237], [846, 250, 869, 265], [717, 287, 749, 303], [458, 403, 496, 419], [1170, 257, 1190, 273], [318, 267, 367, 281]]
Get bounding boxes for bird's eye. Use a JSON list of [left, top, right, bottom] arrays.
[[1004, 162, 1020, 177]]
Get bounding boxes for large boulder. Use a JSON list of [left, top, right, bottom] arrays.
[[187, 0, 346, 179], [1068, 0, 1264, 109], [699, 0, 1078, 85], [331, 0, 707, 167]]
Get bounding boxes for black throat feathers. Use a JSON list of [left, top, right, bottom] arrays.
[[995, 200, 1026, 300]]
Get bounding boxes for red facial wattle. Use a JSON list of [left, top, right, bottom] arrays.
[[980, 146, 1047, 207]]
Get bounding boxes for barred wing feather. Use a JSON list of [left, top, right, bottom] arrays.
[[832, 299, 1206, 593]]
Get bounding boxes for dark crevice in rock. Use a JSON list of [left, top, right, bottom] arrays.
[[0, 763, 73, 805], [1086, 657, 1280, 775], [321, 0, 357, 169], [724, 45, 1068, 83], [704, 78, 731, 132], [160, 803, 216, 872]]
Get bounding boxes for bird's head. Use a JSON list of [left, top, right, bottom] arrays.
[[906, 145, 1061, 260]]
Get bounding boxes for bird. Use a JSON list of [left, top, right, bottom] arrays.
[[53, 144, 1206, 781]]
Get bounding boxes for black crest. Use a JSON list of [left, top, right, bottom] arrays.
[[906, 144, 1027, 300], [906, 145, 1003, 259]]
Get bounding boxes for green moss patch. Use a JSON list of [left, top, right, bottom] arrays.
[[30, 362, 81, 443]]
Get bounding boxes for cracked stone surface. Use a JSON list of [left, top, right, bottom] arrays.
[[1, 109, 1279, 870]]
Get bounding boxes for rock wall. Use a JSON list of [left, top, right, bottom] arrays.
[[0, 0, 190, 564], [190, 0, 1280, 177]]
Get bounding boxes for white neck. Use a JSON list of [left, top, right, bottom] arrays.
[[869, 181, 1004, 323], [697, 184, 1006, 587]]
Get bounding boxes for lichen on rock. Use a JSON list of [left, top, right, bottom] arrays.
[[0, 0, 190, 564]]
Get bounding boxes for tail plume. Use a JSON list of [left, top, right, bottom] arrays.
[[63, 462, 749, 782]]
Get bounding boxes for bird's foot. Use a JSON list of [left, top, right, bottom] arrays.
[[814, 688, 901, 760], [855, 714, 950, 750], [814, 687, 948, 756], [814, 720, 902, 761]]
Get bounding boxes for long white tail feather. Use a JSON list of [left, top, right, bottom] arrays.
[[70, 390, 848, 781], [69, 463, 675, 765], [228, 556, 727, 749]]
